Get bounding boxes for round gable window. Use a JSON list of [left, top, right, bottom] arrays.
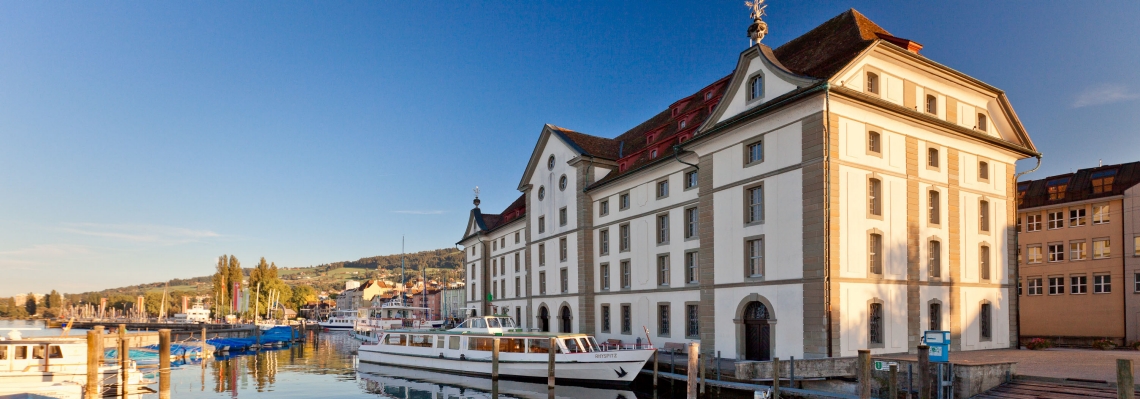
[[547, 155, 555, 170], [559, 175, 568, 191], [538, 186, 545, 200]]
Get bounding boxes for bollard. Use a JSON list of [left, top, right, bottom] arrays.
[[908, 363, 913, 399], [671, 350, 676, 374], [94, 326, 105, 366], [772, 357, 781, 399], [917, 345, 930, 399], [159, 329, 171, 399], [1118, 359, 1134, 399], [687, 342, 699, 399], [857, 349, 871, 399], [201, 326, 208, 358], [653, 349, 658, 388], [492, 338, 500, 381], [717, 350, 722, 381], [548, 337, 556, 389], [790, 356, 796, 388], [118, 325, 128, 397], [86, 331, 99, 398], [700, 352, 706, 394], [255, 326, 262, 348], [889, 364, 898, 399]]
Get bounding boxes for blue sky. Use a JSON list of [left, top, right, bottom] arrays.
[[2, 1, 1138, 296]]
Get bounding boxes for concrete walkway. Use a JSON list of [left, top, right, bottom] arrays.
[[880, 348, 1140, 383]]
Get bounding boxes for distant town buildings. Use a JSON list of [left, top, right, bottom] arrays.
[[1017, 161, 1140, 345], [459, 9, 1038, 360]]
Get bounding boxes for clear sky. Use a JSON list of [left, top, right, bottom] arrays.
[[2, 1, 1138, 296]]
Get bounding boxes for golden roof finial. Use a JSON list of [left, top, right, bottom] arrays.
[[746, 0, 769, 45]]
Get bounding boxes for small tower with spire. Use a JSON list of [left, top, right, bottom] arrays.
[[746, 0, 769, 46]]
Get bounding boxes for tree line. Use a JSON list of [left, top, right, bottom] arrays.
[[0, 290, 62, 318]]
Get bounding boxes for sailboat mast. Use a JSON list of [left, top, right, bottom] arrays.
[[401, 236, 406, 303]]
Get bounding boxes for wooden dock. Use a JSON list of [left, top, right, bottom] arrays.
[[975, 378, 1136, 399]]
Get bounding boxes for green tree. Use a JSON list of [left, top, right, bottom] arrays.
[[249, 258, 291, 319], [289, 285, 317, 315], [211, 255, 230, 315], [144, 291, 174, 318], [8, 297, 28, 318], [25, 293, 37, 316]]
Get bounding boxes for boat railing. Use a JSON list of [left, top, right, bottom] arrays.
[[599, 343, 654, 352]]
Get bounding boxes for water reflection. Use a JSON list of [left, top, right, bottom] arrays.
[[356, 363, 636, 399]]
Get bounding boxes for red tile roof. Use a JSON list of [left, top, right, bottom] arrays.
[[479, 194, 526, 233], [773, 9, 890, 79]]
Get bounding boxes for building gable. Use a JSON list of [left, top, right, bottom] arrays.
[[703, 45, 819, 129]]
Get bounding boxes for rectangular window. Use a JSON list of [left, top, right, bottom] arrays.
[[686, 304, 699, 338], [1094, 239, 1111, 259], [620, 260, 631, 289], [869, 233, 883, 275], [1135, 273, 1140, 293], [560, 268, 568, 293], [747, 185, 764, 223], [601, 263, 610, 290], [685, 170, 698, 189], [929, 241, 941, 278], [1093, 204, 1110, 224], [929, 190, 940, 225], [929, 303, 941, 331], [1135, 236, 1140, 257], [492, 259, 497, 277], [493, 241, 497, 251], [928, 147, 940, 168], [619, 193, 630, 210], [657, 255, 670, 286], [685, 207, 698, 239], [1048, 243, 1065, 262], [501, 237, 505, 248], [1095, 274, 1111, 293], [980, 246, 990, 280], [658, 304, 671, 336], [980, 304, 992, 341], [686, 252, 698, 284], [515, 277, 520, 298], [979, 200, 990, 232], [657, 180, 669, 198], [979, 161, 989, 180], [1047, 179, 1068, 200], [868, 179, 882, 217], [1027, 245, 1042, 263], [1026, 214, 1042, 232], [1047, 211, 1064, 229], [747, 238, 764, 277], [1071, 241, 1087, 261], [515, 253, 520, 272], [600, 230, 610, 255], [559, 237, 567, 262], [746, 140, 763, 164], [1070, 208, 1086, 227], [600, 200, 609, 217], [657, 213, 670, 244], [621, 305, 631, 334], [869, 303, 884, 345], [538, 216, 546, 233], [601, 305, 611, 333], [1091, 170, 1116, 193], [492, 281, 497, 299], [556, 207, 566, 227], [1028, 277, 1042, 295], [515, 232, 520, 243], [1071, 275, 1087, 294], [539, 271, 547, 295], [539, 244, 546, 266], [868, 131, 882, 154], [1048, 276, 1064, 295], [619, 224, 630, 252]]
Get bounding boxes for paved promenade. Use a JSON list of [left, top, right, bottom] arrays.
[[883, 348, 1140, 383]]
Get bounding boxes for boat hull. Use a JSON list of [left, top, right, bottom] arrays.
[[357, 345, 651, 385]]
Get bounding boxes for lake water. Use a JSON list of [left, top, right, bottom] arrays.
[[0, 320, 753, 398]]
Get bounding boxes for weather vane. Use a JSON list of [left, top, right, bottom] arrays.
[[746, 0, 768, 45], [473, 186, 481, 208]]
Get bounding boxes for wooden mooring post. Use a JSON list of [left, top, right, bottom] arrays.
[[1118, 359, 1135, 399], [86, 330, 99, 398], [889, 364, 898, 399], [652, 349, 658, 388], [118, 324, 128, 397], [700, 351, 707, 394], [547, 337, 556, 389], [917, 345, 930, 399], [686, 342, 699, 399], [159, 329, 171, 399], [94, 325, 105, 365], [492, 338, 500, 381], [772, 357, 781, 399], [201, 326, 208, 356], [857, 349, 871, 399]]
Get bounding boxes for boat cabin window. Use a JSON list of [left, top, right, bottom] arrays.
[[587, 337, 601, 352], [501, 338, 526, 353], [468, 337, 494, 351], [448, 336, 461, 350], [384, 334, 407, 346], [563, 338, 581, 353], [498, 317, 516, 328], [409, 335, 433, 348], [14, 346, 27, 359], [487, 318, 501, 328], [31, 345, 63, 359], [528, 338, 560, 354], [0, 345, 6, 360], [436, 336, 446, 348]]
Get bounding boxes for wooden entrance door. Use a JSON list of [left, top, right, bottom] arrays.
[[559, 306, 572, 333], [539, 306, 550, 332], [743, 301, 771, 361]]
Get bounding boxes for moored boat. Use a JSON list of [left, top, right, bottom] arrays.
[[318, 309, 365, 331], [0, 329, 148, 395], [356, 315, 654, 385]]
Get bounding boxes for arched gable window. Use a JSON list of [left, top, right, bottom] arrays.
[[866, 72, 880, 95], [926, 95, 937, 114], [977, 113, 988, 132], [749, 75, 764, 100], [867, 131, 881, 154]]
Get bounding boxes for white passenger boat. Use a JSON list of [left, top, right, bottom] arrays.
[[356, 362, 638, 399], [356, 315, 654, 385], [318, 309, 365, 331], [172, 302, 211, 323], [0, 329, 147, 395], [352, 298, 443, 342]]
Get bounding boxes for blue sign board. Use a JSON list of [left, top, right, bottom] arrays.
[[923, 330, 950, 362]]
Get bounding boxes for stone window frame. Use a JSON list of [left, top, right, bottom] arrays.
[[744, 181, 765, 226], [656, 302, 671, 338], [559, 207, 567, 227], [867, 298, 886, 348], [685, 249, 699, 285], [538, 243, 546, 266], [866, 127, 883, 158], [599, 199, 610, 217], [746, 70, 766, 103], [547, 155, 556, 170], [538, 216, 546, 234], [978, 197, 991, 235], [656, 253, 671, 287], [620, 303, 632, 335], [867, 173, 884, 220], [979, 242, 992, 281], [743, 234, 766, 281], [685, 301, 700, 338], [684, 205, 699, 240], [924, 91, 939, 116], [927, 299, 943, 331], [978, 159, 991, 183], [559, 237, 568, 262], [600, 263, 610, 291], [599, 228, 610, 256], [515, 276, 521, 298], [514, 253, 520, 272], [538, 186, 546, 201], [683, 168, 699, 191], [618, 191, 631, 211], [742, 135, 765, 168], [538, 271, 546, 295], [619, 259, 631, 290], [865, 69, 881, 96], [558, 174, 568, 191], [656, 211, 670, 245], [656, 177, 670, 200], [928, 188, 942, 227], [515, 232, 520, 244], [927, 236, 942, 280], [979, 300, 993, 342], [559, 267, 569, 293], [976, 112, 988, 132], [619, 223, 631, 252], [868, 228, 885, 277], [600, 304, 611, 333], [926, 145, 941, 171]]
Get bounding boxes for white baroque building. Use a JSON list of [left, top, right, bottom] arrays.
[[458, 9, 1038, 360]]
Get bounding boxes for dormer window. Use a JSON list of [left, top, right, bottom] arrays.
[[1017, 183, 1029, 206], [679, 119, 687, 129], [1091, 169, 1117, 194], [749, 75, 763, 100], [866, 72, 880, 95], [1046, 178, 1069, 201], [650, 149, 658, 159], [926, 95, 937, 114], [977, 113, 988, 132], [704, 91, 713, 101]]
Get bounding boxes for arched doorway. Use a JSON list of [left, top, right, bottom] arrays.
[[538, 306, 550, 332], [559, 306, 572, 333], [743, 301, 771, 361]]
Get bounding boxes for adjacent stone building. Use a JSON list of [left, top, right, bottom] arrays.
[[459, 9, 1038, 360]]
